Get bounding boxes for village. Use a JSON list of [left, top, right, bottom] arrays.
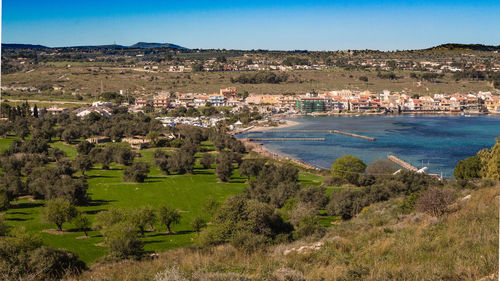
[[40, 86, 500, 119]]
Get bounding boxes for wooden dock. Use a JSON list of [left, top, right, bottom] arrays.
[[332, 130, 376, 141], [248, 137, 325, 141], [387, 155, 419, 172]]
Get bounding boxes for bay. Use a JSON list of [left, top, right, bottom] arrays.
[[237, 115, 500, 178]]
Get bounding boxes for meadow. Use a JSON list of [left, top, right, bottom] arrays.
[[0, 137, 325, 264]]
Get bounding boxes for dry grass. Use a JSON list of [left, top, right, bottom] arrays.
[[3, 66, 496, 100], [69, 184, 499, 281]]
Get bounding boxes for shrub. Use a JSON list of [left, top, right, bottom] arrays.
[[327, 189, 367, 220], [105, 222, 144, 259], [416, 187, 456, 216], [230, 231, 269, 254]]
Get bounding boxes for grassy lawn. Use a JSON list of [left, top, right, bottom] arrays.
[[1, 141, 326, 264]]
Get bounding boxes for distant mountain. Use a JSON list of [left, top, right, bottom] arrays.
[[427, 43, 500, 52], [66, 44, 128, 50], [2, 43, 49, 49], [2, 42, 188, 50], [128, 42, 187, 49]]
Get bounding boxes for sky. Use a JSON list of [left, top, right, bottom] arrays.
[[2, 0, 500, 51]]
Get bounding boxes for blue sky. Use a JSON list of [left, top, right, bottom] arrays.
[[2, 0, 500, 50]]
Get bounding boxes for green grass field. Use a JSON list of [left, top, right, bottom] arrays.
[[1, 140, 326, 264]]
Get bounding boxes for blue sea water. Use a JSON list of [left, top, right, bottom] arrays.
[[238, 115, 500, 178]]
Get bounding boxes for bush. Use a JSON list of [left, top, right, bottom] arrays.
[[0, 228, 85, 280], [230, 231, 269, 254], [105, 222, 144, 259], [416, 187, 456, 216], [327, 189, 367, 220]]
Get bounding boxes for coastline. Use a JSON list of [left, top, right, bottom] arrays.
[[239, 137, 321, 171]]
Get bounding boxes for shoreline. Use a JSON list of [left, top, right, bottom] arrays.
[[244, 119, 301, 133], [239, 137, 321, 171]]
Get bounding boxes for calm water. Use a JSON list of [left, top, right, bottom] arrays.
[[238, 115, 500, 178]]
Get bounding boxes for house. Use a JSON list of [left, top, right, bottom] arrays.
[[122, 136, 150, 150], [135, 97, 153, 107], [46, 106, 70, 115], [74, 106, 113, 118], [86, 136, 111, 144], [208, 94, 226, 107], [153, 93, 170, 108]]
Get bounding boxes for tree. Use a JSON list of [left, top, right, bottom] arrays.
[[157, 205, 181, 233], [33, 104, 39, 118], [239, 159, 265, 181], [0, 187, 10, 211], [454, 155, 482, 180], [200, 153, 215, 169], [153, 149, 170, 174], [42, 198, 78, 231], [216, 151, 234, 182], [123, 162, 150, 182], [72, 214, 91, 236], [73, 155, 93, 176], [14, 119, 29, 140], [76, 141, 95, 155], [191, 216, 207, 234], [331, 155, 367, 184], [130, 206, 156, 236]]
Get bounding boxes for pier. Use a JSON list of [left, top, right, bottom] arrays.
[[387, 155, 419, 172], [253, 129, 375, 141], [247, 137, 325, 141], [332, 130, 376, 141]]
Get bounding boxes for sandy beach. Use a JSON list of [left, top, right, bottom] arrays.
[[243, 119, 300, 133]]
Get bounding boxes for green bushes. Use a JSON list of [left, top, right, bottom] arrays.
[[454, 155, 481, 179], [0, 228, 85, 280], [231, 71, 289, 84]]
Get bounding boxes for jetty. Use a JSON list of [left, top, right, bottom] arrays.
[[387, 155, 419, 172], [247, 137, 325, 141], [332, 130, 376, 141]]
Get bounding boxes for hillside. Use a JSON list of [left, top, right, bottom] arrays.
[[72, 183, 499, 281]]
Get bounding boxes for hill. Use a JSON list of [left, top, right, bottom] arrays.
[[128, 42, 187, 49], [72, 183, 499, 281], [427, 43, 500, 52], [2, 42, 188, 50], [1, 43, 49, 49]]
